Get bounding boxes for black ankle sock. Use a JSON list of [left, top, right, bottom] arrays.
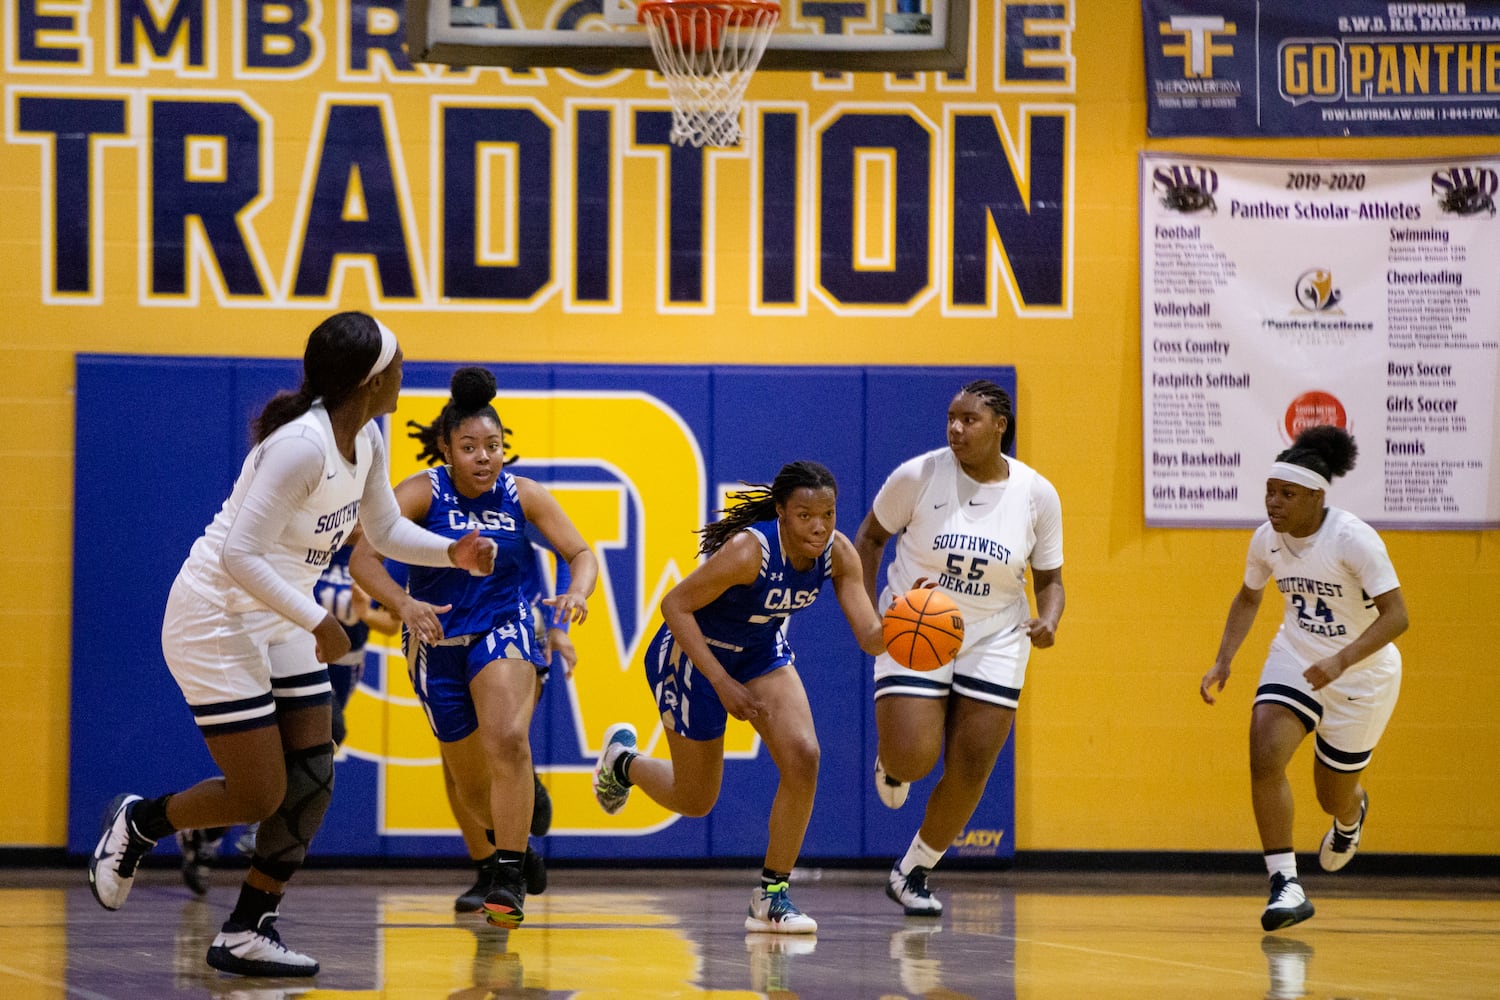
[[613, 751, 636, 786], [761, 867, 790, 888], [495, 848, 525, 867], [129, 794, 177, 841], [229, 884, 282, 928]]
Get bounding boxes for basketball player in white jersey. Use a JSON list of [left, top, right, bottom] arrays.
[[87, 312, 497, 977], [854, 380, 1065, 916], [1200, 425, 1408, 932]]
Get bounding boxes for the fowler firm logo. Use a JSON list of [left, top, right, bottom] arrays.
[[1159, 16, 1236, 78], [1152, 163, 1218, 215], [1294, 268, 1341, 312], [1432, 166, 1498, 217]]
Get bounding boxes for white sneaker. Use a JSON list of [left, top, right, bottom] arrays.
[[206, 911, 320, 977], [1319, 791, 1367, 872], [744, 881, 818, 933], [886, 864, 943, 916], [874, 757, 910, 809], [1260, 873, 1314, 932], [89, 794, 155, 911], [592, 722, 638, 815]]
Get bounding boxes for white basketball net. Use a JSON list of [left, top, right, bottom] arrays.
[[638, 0, 781, 148]]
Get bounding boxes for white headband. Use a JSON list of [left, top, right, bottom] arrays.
[[362, 319, 398, 384], [1268, 461, 1330, 493]]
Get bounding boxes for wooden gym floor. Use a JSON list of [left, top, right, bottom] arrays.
[[0, 865, 1496, 998]]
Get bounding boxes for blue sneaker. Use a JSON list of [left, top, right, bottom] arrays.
[[745, 881, 818, 933], [592, 722, 638, 815]]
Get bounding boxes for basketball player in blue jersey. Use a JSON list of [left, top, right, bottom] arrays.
[[87, 312, 497, 978], [373, 530, 569, 912], [1200, 426, 1408, 932], [351, 367, 597, 930], [854, 380, 1065, 918], [592, 461, 886, 933]]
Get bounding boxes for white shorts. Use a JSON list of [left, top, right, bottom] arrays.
[[1254, 642, 1402, 772], [161, 576, 332, 736], [874, 623, 1031, 709]]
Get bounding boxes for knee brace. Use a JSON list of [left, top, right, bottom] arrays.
[[250, 742, 335, 883]]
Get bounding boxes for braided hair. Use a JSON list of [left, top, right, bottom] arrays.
[[407, 366, 503, 467], [1276, 425, 1358, 483], [697, 460, 839, 556], [959, 378, 1016, 454], [253, 311, 385, 443]]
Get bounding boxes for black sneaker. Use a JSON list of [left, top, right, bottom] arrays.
[[523, 845, 547, 895], [483, 865, 526, 929], [885, 865, 942, 917], [1319, 791, 1368, 872], [205, 911, 319, 977], [455, 857, 499, 913], [531, 771, 552, 837], [89, 794, 156, 911], [1261, 873, 1314, 932], [176, 827, 227, 896]]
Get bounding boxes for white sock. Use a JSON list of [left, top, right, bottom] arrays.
[[1264, 850, 1297, 881], [898, 834, 944, 875]]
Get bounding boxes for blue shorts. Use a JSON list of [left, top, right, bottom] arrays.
[[643, 624, 793, 741], [406, 616, 546, 743]]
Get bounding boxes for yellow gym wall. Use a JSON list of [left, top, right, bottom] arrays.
[[1, 3, 1496, 856]]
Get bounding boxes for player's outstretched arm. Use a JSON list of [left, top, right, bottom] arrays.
[[1201, 584, 1263, 705]]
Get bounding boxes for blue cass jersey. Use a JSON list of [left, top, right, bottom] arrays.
[[689, 523, 834, 666], [405, 466, 534, 637], [644, 521, 835, 739]]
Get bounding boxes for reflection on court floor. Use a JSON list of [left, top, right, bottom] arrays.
[[0, 868, 1496, 998]]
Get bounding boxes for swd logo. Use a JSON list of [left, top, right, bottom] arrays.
[[1294, 269, 1342, 312], [1159, 15, 1236, 77], [1432, 166, 1498, 217], [1152, 163, 1219, 215]]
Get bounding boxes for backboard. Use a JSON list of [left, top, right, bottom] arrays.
[[407, 0, 970, 72]]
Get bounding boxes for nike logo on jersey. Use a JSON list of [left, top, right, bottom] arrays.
[[968, 499, 985, 506], [933, 502, 948, 509], [1270, 547, 1280, 553], [326, 471, 337, 479]]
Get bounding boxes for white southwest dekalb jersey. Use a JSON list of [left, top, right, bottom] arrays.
[[873, 447, 1063, 647], [176, 403, 376, 630], [1244, 506, 1401, 666]]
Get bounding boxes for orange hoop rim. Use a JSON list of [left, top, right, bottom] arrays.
[[636, 0, 781, 21]]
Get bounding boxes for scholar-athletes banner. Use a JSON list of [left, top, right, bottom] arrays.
[[1141, 153, 1500, 529], [1143, 0, 1500, 136]]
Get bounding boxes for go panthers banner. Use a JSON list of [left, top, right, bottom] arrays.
[[70, 358, 1019, 863], [1143, 0, 1500, 136], [1141, 152, 1500, 529]]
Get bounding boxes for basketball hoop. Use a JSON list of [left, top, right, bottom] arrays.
[[637, 0, 781, 148]]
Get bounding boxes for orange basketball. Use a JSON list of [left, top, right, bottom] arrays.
[[882, 588, 964, 671]]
